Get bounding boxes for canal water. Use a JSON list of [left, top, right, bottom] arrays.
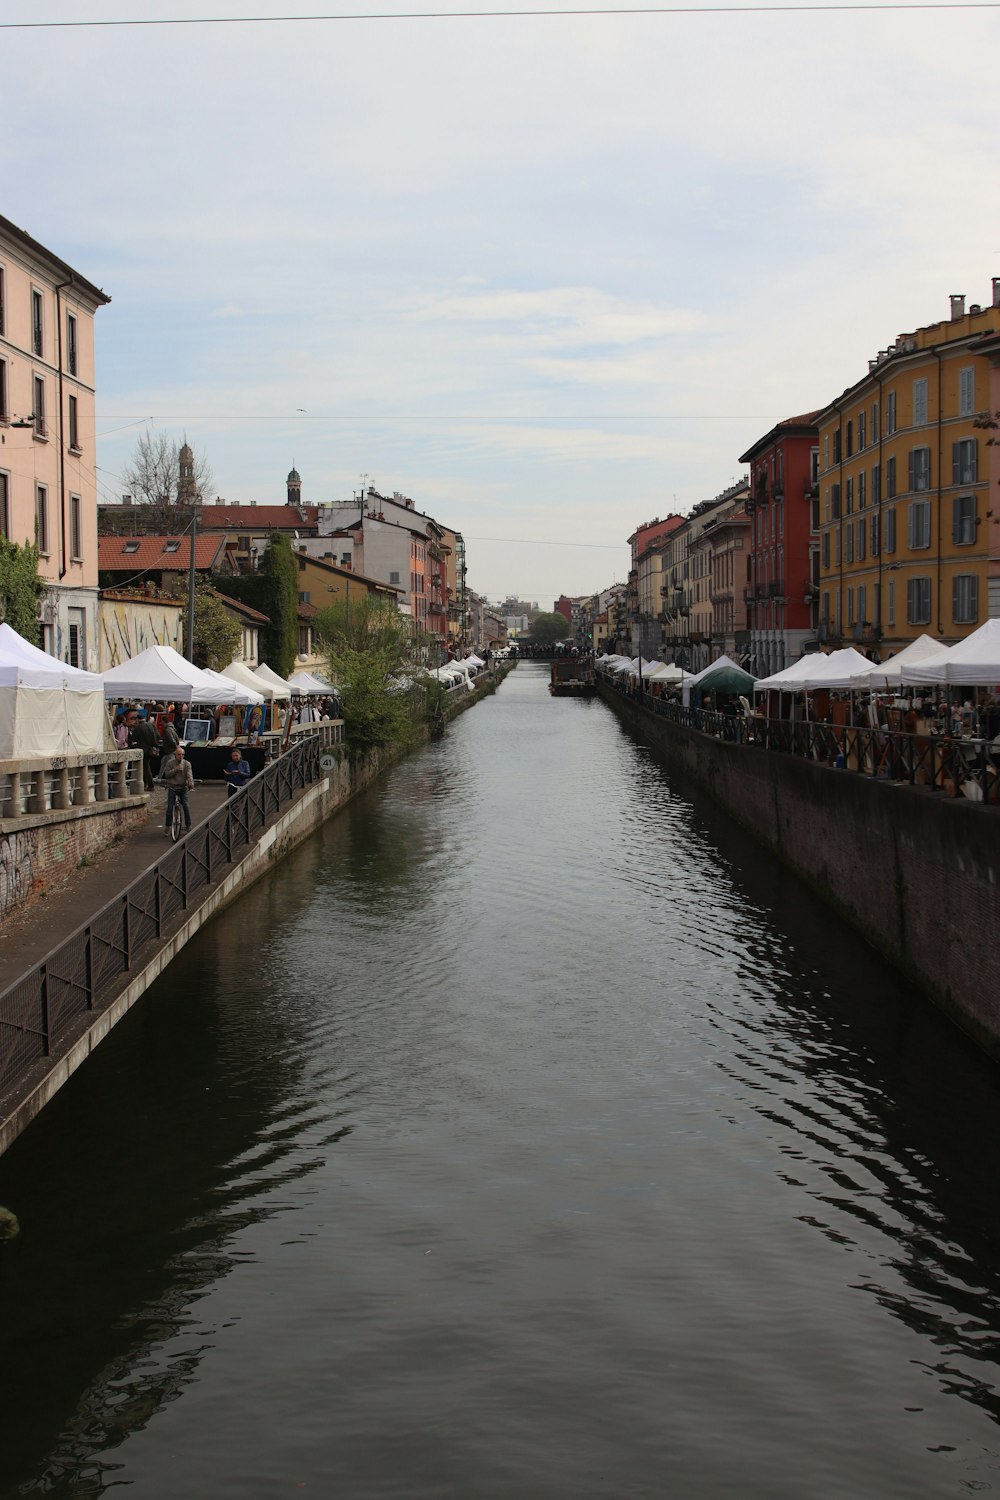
[[2, 663, 1000, 1499]]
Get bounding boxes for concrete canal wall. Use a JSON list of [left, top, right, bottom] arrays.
[[599, 682, 1000, 1058]]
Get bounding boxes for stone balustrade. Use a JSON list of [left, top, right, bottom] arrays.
[[0, 750, 146, 826]]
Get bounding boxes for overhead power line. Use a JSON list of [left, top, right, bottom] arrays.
[[2, 2, 997, 26]]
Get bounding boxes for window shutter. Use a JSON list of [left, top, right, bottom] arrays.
[[952, 441, 961, 486], [971, 575, 979, 619], [907, 505, 915, 549], [907, 578, 915, 621], [952, 496, 961, 545], [908, 451, 914, 492]]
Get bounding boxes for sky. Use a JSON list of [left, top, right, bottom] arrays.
[[5, 0, 1000, 604]]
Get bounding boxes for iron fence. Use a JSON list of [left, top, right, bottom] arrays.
[[0, 732, 326, 1099], [600, 672, 1000, 804]]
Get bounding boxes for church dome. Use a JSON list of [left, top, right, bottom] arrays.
[[287, 466, 301, 484]]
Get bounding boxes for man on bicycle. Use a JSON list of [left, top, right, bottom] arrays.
[[161, 745, 194, 835]]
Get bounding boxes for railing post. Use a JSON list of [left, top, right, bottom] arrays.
[[123, 893, 132, 971], [155, 867, 162, 937], [181, 845, 189, 909], [84, 927, 94, 1009], [39, 964, 51, 1056], [206, 827, 213, 884]]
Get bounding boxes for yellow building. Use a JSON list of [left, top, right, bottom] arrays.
[[816, 284, 1000, 654]]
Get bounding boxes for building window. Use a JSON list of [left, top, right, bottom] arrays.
[[31, 289, 43, 356], [68, 393, 80, 451], [913, 378, 928, 426], [0, 472, 8, 539], [871, 401, 879, 444], [0, 265, 5, 337], [953, 574, 979, 625], [907, 576, 931, 625], [297, 626, 310, 656], [952, 494, 977, 545], [857, 519, 866, 562], [959, 366, 975, 417], [823, 434, 829, 469], [67, 312, 78, 377], [886, 456, 896, 498], [952, 438, 977, 486], [887, 579, 895, 626], [297, 590, 311, 604], [871, 514, 880, 558], [884, 507, 896, 554], [846, 420, 853, 458], [822, 532, 830, 570], [821, 590, 830, 625], [70, 494, 82, 560], [886, 390, 896, 435], [845, 526, 854, 564], [389, 570, 400, 584], [810, 497, 820, 533], [831, 483, 841, 520], [857, 584, 866, 625], [857, 469, 866, 510], [833, 428, 842, 463], [908, 500, 931, 550], [857, 410, 866, 450], [846, 477, 854, 514], [908, 447, 931, 492], [33, 376, 46, 438], [871, 464, 880, 507], [0, 357, 6, 423], [847, 586, 854, 624], [36, 485, 48, 554]]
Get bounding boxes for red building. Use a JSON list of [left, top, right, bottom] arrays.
[[739, 414, 821, 675]]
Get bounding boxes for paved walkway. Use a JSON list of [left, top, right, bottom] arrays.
[[0, 780, 232, 995]]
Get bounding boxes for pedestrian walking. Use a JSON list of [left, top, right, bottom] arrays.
[[223, 747, 253, 798]]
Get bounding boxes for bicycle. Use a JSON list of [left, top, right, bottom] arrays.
[[169, 794, 185, 843]]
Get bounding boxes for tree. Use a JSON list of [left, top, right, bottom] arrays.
[[188, 584, 242, 671], [315, 595, 427, 756], [121, 432, 214, 529], [0, 539, 46, 639], [214, 533, 299, 676], [530, 612, 571, 646]]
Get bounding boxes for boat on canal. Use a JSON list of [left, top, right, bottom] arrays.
[[550, 656, 596, 696]]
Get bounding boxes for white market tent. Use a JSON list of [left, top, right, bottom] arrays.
[[754, 654, 828, 693], [644, 662, 692, 684], [255, 663, 301, 697], [288, 671, 335, 694], [102, 644, 241, 706], [904, 618, 1000, 688], [224, 659, 288, 700], [0, 623, 109, 758], [193, 668, 264, 706], [849, 634, 952, 690], [797, 646, 882, 690]]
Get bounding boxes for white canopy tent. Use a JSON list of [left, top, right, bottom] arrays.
[[102, 644, 242, 705], [904, 618, 1000, 688], [192, 668, 264, 706], [644, 662, 692, 684], [288, 671, 335, 694], [754, 654, 828, 693], [849, 634, 952, 690], [254, 663, 301, 697], [0, 624, 109, 758], [796, 646, 883, 690], [223, 660, 288, 701]]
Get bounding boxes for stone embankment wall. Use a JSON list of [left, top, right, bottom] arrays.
[[0, 802, 149, 923], [600, 684, 1000, 1057]]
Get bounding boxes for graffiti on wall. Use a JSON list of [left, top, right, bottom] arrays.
[[99, 601, 184, 671], [0, 830, 39, 918]]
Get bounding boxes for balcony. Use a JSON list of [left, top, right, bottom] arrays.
[[804, 480, 819, 499], [771, 479, 784, 500], [852, 622, 882, 644], [768, 580, 785, 598]]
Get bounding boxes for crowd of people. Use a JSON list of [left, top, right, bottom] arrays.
[[108, 691, 342, 835]]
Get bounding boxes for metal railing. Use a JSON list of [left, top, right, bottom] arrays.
[[0, 732, 325, 1098], [600, 672, 1000, 804]]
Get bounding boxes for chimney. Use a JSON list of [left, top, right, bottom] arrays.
[[950, 294, 966, 321], [993, 277, 1000, 309]]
